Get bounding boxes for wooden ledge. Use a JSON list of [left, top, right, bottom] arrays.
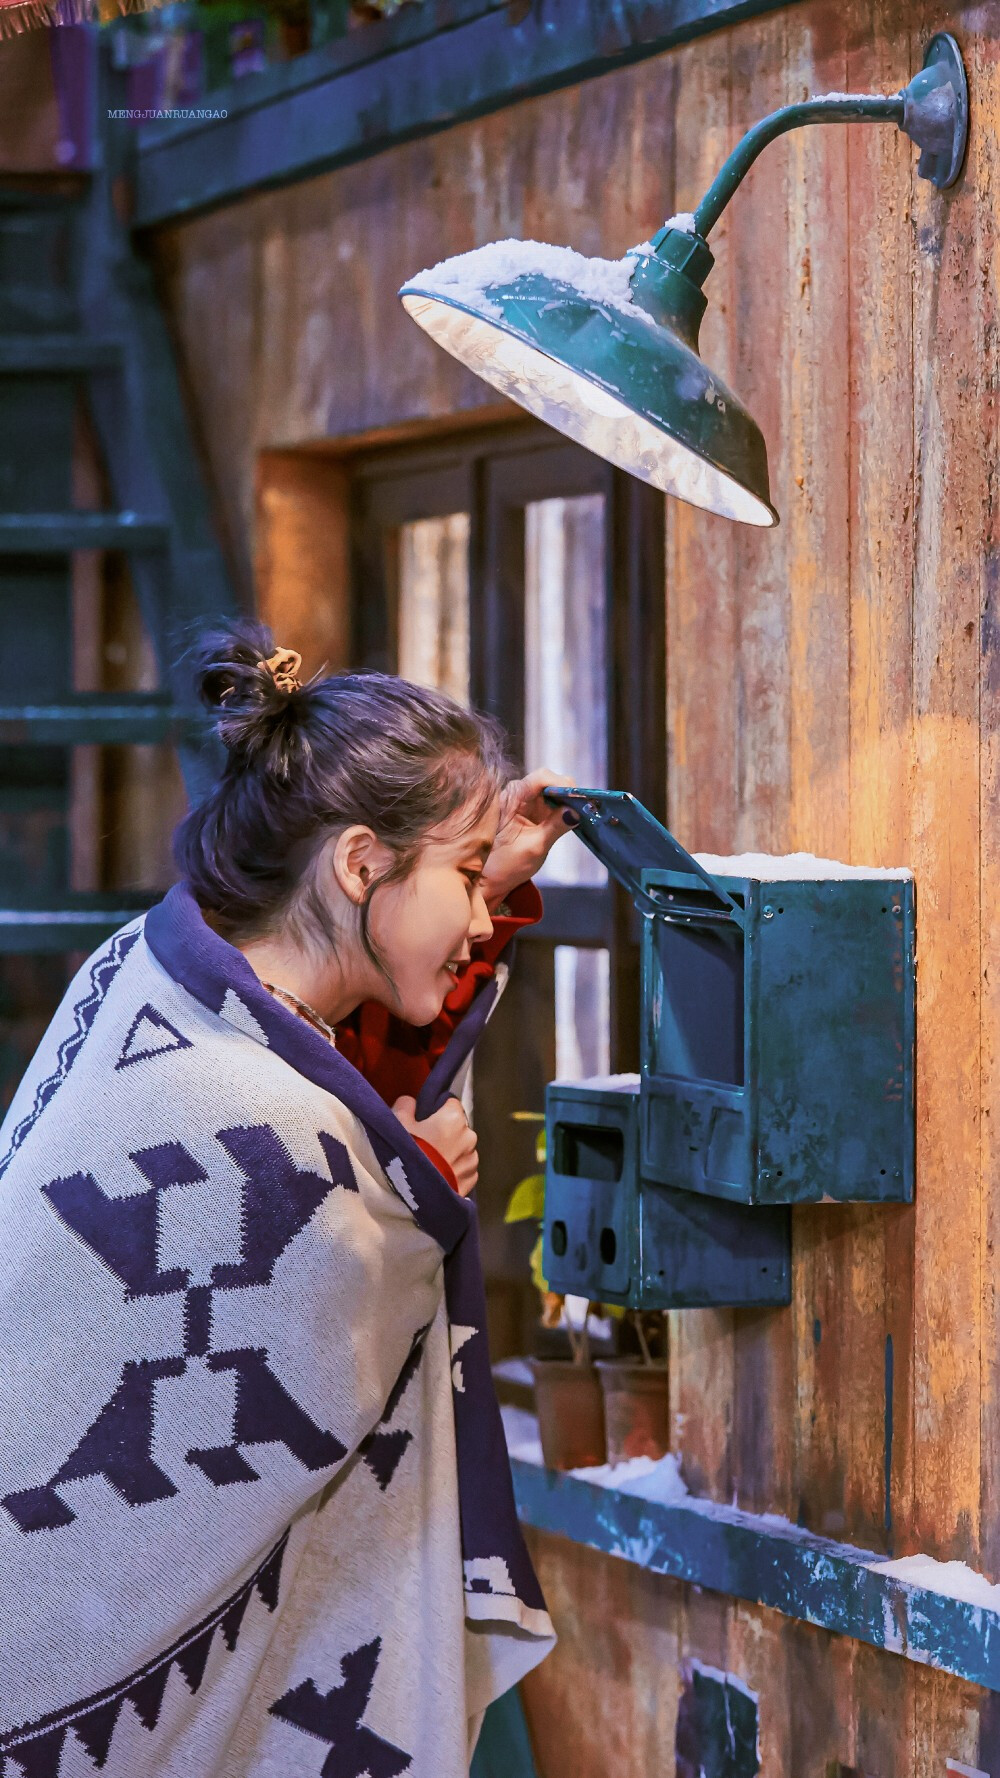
[[511, 1457, 1000, 1693]]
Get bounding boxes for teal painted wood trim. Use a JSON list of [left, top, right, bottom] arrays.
[[0, 336, 120, 374], [133, 0, 804, 227], [0, 698, 202, 746], [0, 514, 167, 554], [471, 1688, 539, 1778], [0, 899, 155, 954], [511, 1459, 1000, 1692]]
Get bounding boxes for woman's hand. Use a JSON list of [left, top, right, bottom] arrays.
[[481, 766, 577, 910], [392, 1094, 479, 1197]]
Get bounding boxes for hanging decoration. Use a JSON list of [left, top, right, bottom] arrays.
[[0, 0, 165, 38]]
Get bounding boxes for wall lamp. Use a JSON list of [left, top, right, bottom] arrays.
[[400, 34, 967, 527]]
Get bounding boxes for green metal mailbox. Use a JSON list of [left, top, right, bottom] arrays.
[[543, 1076, 791, 1309], [639, 858, 915, 1206], [542, 790, 916, 1212]]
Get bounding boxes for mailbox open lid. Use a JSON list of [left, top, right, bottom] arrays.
[[541, 788, 743, 924]]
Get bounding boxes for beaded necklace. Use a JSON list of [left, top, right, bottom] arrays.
[[263, 981, 338, 1048]]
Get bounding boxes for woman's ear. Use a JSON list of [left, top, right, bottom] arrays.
[[325, 826, 394, 906]]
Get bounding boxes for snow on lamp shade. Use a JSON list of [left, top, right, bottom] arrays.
[[400, 239, 777, 527]]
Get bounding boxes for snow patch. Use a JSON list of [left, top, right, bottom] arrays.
[[688, 1658, 759, 1704], [810, 90, 883, 102], [695, 850, 913, 882], [569, 1451, 690, 1506], [406, 238, 656, 330], [661, 211, 697, 235], [869, 1553, 1000, 1614], [552, 1071, 640, 1092], [500, 1404, 545, 1467], [492, 1356, 534, 1389]]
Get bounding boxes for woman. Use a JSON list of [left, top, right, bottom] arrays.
[[0, 623, 570, 1777]]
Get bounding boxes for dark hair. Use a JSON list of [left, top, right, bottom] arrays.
[[174, 619, 512, 962]]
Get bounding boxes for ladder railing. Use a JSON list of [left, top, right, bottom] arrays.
[[0, 42, 236, 994]]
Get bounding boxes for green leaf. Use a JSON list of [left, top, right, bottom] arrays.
[[504, 1172, 545, 1223]]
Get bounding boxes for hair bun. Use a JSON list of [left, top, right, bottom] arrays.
[[193, 619, 305, 776]]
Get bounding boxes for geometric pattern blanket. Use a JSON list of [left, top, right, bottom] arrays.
[[0, 882, 554, 1777]]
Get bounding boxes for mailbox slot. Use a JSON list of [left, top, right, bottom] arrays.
[[544, 1082, 791, 1309]]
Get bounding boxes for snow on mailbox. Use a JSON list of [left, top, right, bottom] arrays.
[[543, 790, 916, 1211]]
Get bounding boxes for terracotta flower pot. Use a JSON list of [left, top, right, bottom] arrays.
[[596, 1359, 670, 1466], [529, 1357, 606, 1471]]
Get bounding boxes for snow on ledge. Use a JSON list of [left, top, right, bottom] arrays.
[[505, 1409, 1000, 1622], [868, 1553, 1000, 1614], [502, 1406, 688, 1507]]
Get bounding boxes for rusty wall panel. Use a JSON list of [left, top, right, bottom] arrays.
[[521, 1530, 993, 1777]]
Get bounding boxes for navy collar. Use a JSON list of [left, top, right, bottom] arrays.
[[144, 883, 471, 1256]]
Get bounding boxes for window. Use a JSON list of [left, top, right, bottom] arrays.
[[397, 513, 470, 704], [351, 425, 665, 1354], [524, 492, 610, 1080]]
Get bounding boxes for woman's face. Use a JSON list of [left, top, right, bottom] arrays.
[[367, 794, 501, 1025]]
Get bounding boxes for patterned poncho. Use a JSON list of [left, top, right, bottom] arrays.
[[0, 884, 554, 1777]]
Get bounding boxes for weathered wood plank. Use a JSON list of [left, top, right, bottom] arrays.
[[663, 21, 739, 1507], [976, 2, 1000, 1594], [726, 5, 796, 1518], [841, 0, 917, 1572], [774, 0, 861, 1552], [909, 0, 982, 1564], [788, 0, 919, 1574], [519, 1526, 684, 1778]]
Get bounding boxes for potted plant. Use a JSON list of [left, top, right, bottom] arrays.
[[595, 1311, 670, 1467], [504, 1117, 606, 1470]]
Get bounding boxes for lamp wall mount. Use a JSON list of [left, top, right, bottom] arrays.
[[687, 31, 967, 247], [627, 32, 968, 429]]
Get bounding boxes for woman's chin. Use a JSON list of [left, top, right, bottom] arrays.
[[398, 982, 450, 1027]]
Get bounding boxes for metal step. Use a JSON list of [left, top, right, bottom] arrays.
[[0, 335, 121, 374], [0, 694, 202, 746], [0, 512, 168, 553], [0, 895, 158, 954]]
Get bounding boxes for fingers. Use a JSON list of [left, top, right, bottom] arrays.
[[392, 1093, 479, 1192], [500, 767, 577, 829], [451, 1132, 479, 1197], [432, 1097, 470, 1140]]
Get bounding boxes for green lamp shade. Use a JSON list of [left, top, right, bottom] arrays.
[[400, 240, 776, 527]]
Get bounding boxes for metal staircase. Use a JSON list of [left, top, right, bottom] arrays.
[[0, 48, 236, 1093]]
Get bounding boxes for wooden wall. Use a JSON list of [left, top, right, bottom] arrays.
[[519, 1527, 998, 1777], [152, 1, 1000, 1767]]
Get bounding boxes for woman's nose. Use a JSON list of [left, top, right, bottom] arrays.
[[468, 887, 493, 944]]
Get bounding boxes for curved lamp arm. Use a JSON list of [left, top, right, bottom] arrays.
[[693, 95, 904, 239], [686, 33, 968, 244]]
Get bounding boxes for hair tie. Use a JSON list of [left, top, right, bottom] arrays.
[[258, 647, 302, 695]]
